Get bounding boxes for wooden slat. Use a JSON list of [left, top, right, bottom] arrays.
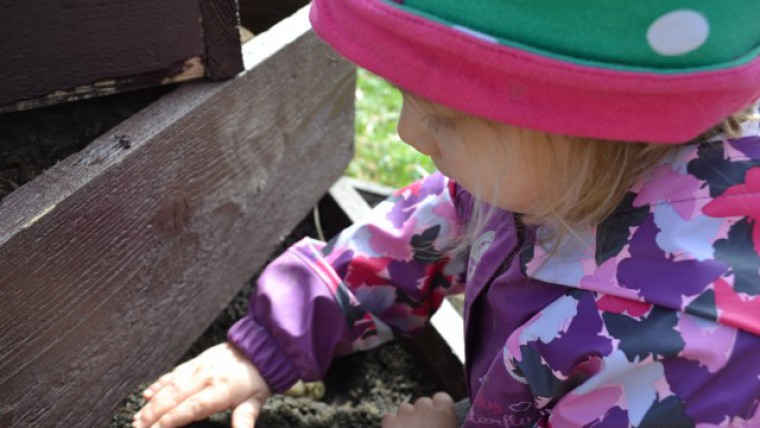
[[430, 299, 466, 363], [200, 0, 245, 80], [0, 8, 354, 428], [343, 177, 395, 200], [0, 0, 203, 109], [0, 0, 244, 112], [328, 177, 373, 224]]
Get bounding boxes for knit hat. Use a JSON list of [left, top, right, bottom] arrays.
[[310, 1, 760, 143]]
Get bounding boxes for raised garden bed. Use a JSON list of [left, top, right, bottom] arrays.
[[0, 2, 468, 427], [0, 4, 355, 427]]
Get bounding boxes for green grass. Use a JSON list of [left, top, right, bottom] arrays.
[[346, 69, 435, 189]]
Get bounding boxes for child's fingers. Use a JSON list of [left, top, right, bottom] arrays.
[[397, 402, 415, 415], [381, 413, 398, 427], [134, 375, 207, 427], [432, 391, 454, 408], [231, 397, 262, 428], [143, 372, 176, 399], [151, 385, 231, 428], [143, 360, 198, 399], [413, 396, 434, 409]]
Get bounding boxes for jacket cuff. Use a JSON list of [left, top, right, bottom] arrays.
[[228, 315, 300, 393]]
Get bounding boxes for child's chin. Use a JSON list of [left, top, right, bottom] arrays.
[[430, 156, 447, 176]]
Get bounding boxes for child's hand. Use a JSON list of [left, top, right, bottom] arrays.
[[382, 392, 458, 428], [132, 342, 271, 428]]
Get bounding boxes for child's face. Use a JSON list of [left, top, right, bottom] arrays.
[[397, 94, 536, 213]]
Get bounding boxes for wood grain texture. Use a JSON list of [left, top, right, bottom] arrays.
[[0, 9, 355, 427], [200, 0, 244, 80]]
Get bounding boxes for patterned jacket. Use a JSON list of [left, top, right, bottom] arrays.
[[229, 122, 760, 427]]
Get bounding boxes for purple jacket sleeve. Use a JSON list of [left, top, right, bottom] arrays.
[[228, 172, 467, 393]]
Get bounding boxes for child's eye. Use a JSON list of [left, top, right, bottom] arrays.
[[424, 115, 456, 133]]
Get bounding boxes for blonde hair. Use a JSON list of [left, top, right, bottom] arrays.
[[518, 107, 757, 230], [514, 130, 673, 228], [406, 93, 758, 248]]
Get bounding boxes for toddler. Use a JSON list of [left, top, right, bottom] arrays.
[[134, 1, 760, 427]]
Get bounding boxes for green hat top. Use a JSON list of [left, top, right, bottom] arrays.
[[394, 0, 760, 72]]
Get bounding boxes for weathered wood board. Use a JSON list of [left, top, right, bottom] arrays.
[[0, 8, 354, 427], [0, 0, 243, 112]]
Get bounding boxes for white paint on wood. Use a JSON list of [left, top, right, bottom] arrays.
[[242, 6, 311, 71], [328, 177, 373, 224], [431, 297, 466, 363]]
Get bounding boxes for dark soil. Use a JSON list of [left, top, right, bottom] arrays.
[[0, 86, 172, 202], [110, 214, 440, 428]]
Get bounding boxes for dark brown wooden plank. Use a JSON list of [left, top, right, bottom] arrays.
[[0, 0, 242, 112], [200, 0, 245, 80], [0, 8, 355, 427], [0, 0, 203, 102]]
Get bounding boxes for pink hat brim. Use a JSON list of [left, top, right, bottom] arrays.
[[310, 0, 760, 143]]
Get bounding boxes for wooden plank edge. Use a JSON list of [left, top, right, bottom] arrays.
[[342, 177, 395, 200], [0, 0, 247, 112], [0, 57, 206, 115], [430, 298, 465, 364], [327, 177, 373, 224], [241, 6, 312, 71], [199, 0, 244, 79]]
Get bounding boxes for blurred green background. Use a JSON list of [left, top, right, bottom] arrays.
[[347, 69, 435, 189]]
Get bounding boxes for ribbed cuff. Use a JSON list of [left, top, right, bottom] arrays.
[[228, 315, 301, 393]]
